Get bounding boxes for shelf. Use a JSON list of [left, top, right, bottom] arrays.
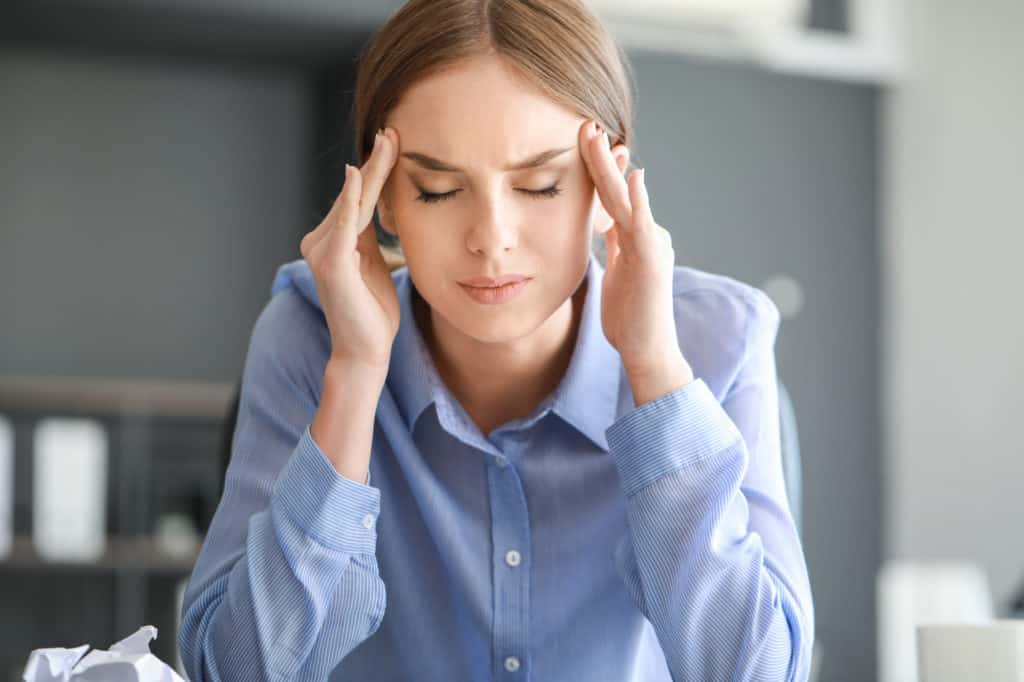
[[0, 375, 236, 419], [0, 535, 200, 574], [601, 18, 901, 85]]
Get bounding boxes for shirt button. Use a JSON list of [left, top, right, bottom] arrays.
[[495, 456, 508, 468], [504, 656, 520, 672], [361, 513, 375, 529], [505, 549, 521, 567]]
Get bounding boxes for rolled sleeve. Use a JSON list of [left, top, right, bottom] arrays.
[[605, 377, 743, 497], [272, 424, 381, 555]]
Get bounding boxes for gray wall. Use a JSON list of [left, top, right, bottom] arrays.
[[628, 51, 880, 682], [0, 48, 316, 382]]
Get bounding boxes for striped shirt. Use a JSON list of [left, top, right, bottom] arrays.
[[178, 252, 814, 681]]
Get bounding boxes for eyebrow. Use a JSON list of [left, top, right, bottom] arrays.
[[401, 145, 575, 173]]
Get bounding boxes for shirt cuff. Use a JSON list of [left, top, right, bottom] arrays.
[[605, 377, 743, 497], [271, 424, 381, 554]]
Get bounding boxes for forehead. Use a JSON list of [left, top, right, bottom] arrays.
[[387, 54, 583, 169]]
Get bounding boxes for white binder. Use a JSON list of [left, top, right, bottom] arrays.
[[32, 417, 108, 562], [0, 414, 12, 558]]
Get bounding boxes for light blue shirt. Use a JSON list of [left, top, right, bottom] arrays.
[[178, 252, 814, 681]]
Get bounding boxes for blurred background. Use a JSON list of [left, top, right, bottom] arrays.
[[0, 0, 1021, 680]]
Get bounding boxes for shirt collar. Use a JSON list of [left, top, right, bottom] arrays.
[[388, 252, 621, 452]]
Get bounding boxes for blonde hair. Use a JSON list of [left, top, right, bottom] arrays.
[[353, 0, 637, 271]]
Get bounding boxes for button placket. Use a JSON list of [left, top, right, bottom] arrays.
[[487, 442, 531, 679]]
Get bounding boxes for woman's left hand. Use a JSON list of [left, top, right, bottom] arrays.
[[578, 120, 694, 402]]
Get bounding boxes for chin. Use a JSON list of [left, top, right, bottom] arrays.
[[437, 286, 566, 345], [411, 261, 583, 344], [445, 306, 544, 345]]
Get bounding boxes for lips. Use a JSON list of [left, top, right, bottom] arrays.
[[458, 274, 531, 288], [459, 278, 531, 304]]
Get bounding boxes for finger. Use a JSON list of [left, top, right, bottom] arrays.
[[301, 171, 352, 258], [322, 160, 362, 229], [626, 168, 652, 233], [305, 126, 399, 259], [355, 127, 399, 237], [355, 204, 385, 265], [355, 197, 392, 272], [300, 220, 328, 259], [302, 155, 364, 256], [577, 119, 600, 167], [357, 228, 387, 280], [578, 120, 607, 209], [586, 130, 633, 229], [604, 221, 621, 268], [331, 163, 363, 255]]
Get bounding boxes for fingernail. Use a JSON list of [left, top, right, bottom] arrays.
[[372, 132, 382, 153], [640, 168, 646, 183], [601, 130, 609, 147], [344, 163, 352, 179]]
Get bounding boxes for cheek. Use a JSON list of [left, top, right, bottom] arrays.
[[553, 183, 598, 235]]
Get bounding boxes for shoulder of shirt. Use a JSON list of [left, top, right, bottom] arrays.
[[668, 265, 781, 396], [245, 282, 331, 399], [671, 263, 780, 335], [259, 258, 410, 376], [259, 276, 326, 339]]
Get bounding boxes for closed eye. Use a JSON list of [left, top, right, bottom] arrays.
[[416, 185, 564, 204]]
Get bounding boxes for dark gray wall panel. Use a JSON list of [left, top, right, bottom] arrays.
[[0, 49, 316, 382]]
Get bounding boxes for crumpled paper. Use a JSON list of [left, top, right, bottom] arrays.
[[21, 625, 186, 682]]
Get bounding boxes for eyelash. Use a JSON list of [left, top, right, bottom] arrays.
[[415, 185, 563, 204]]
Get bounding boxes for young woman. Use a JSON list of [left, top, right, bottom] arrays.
[[178, 1, 814, 680]]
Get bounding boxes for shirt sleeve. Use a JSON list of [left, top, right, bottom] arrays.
[[604, 288, 815, 681], [177, 289, 387, 682]]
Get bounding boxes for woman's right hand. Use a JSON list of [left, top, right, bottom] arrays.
[[300, 127, 401, 372]]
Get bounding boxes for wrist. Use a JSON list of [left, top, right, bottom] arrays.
[[625, 353, 695, 407], [312, 359, 386, 483], [326, 355, 390, 387]]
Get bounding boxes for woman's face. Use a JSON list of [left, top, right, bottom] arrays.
[[377, 53, 628, 346]]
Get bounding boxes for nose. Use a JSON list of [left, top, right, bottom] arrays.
[[465, 195, 518, 257]]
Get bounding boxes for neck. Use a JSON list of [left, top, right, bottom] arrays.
[[413, 277, 588, 436]]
